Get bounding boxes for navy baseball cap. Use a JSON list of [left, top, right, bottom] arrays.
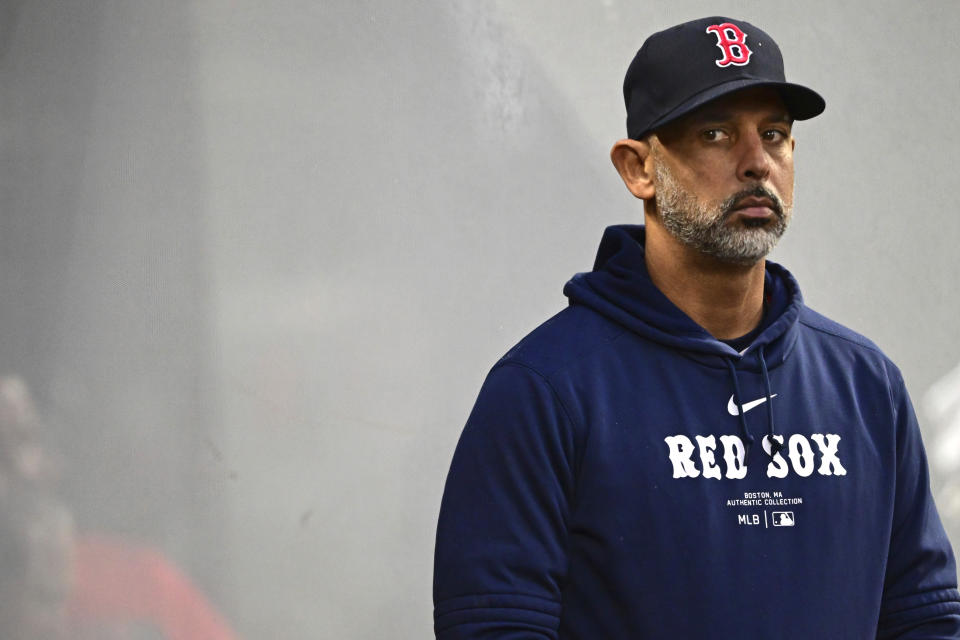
[[624, 17, 825, 139]]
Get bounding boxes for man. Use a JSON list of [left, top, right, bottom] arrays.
[[433, 16, 960, 639]]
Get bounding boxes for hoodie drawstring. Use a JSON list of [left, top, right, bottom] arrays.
[[724, 357, 754, 463], [725, 345, 779, 464], [757, 346, 782, 458]]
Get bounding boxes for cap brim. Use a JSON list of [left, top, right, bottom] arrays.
[[643, 78, 825, 137]]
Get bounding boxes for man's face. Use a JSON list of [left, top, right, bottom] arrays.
[[648, 87, 795, 265]]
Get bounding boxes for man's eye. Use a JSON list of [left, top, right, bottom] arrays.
[[702, 129, 728, 142], [763, 129, 789, 142]]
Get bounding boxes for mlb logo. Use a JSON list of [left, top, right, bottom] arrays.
[[772, 511, 795, 527]]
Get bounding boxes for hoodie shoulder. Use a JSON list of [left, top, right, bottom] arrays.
[[798, 306, 885, 356], [798, 306, 907, 399], [497, 305, 628, 379]]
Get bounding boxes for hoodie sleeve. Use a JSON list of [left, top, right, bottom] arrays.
[[433, 362, 577, 639], [877, 366, 960, 639]]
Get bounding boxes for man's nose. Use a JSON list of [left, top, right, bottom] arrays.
[[735, 133, 771, 182]]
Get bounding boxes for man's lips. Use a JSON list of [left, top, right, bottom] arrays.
[[731, 196, 777, 219]]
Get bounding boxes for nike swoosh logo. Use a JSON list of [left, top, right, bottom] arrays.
[[727, 394, 778, 416]]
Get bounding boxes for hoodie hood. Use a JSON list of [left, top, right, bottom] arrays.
[[563, 224, 804, 372]]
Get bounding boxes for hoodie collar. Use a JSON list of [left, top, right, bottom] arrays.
[[562, 224, 804, 371]]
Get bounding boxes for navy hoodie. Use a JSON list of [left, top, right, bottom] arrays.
[[434, 225, 960, 639]]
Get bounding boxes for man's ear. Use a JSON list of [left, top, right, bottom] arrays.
[[610, 138, 656, 200]]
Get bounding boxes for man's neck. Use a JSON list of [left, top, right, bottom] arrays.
[[644, 220, 766, 341]]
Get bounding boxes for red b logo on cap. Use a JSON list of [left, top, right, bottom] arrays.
[[706, 23, 753, 67]]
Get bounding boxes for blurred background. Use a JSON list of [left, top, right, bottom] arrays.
[[0, 0, 958, 638]]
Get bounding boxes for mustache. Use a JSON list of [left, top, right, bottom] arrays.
[[720, 185, 784, 219]]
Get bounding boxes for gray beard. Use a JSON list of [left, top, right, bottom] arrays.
[[653, 161, 792, 265]]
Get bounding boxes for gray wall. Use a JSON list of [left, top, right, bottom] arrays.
[[1, 1, 958, 638]]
